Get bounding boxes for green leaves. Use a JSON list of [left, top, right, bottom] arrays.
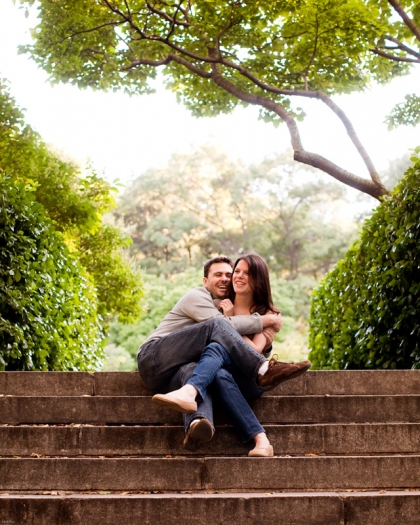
[[386, 94, 420, 130], [22, 0, 412, 108], [309, 150, 420, 370], [0, 175, 104, 371]]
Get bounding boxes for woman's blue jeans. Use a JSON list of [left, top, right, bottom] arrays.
[[167, 343, 265, 443]]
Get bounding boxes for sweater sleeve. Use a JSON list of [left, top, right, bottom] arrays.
[[177, 288, 263, 335]]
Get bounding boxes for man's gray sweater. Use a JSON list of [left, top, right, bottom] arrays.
[[138, 286, 262, 355]]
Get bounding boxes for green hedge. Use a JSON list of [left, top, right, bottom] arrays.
[[308, 149, 420, 369], [0, 176, 104, 370]]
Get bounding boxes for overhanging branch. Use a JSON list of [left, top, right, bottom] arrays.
[[209, 53, 388, 200], [388, 0, 420, 42]]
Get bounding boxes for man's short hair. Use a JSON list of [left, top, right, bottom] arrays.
[[203, 256, 234, 278]]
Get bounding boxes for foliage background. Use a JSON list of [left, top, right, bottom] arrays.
[[0, 80, 143, 370], [309, 149, 420, 370]]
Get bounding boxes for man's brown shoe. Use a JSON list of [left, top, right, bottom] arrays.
[[183, 418, 214, 451], [258, 359, 311, 391]]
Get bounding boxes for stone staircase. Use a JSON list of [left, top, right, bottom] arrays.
[[1, 370, 420, 524]]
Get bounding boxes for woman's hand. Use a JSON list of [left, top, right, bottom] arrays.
[[219, 299, 234, 316]]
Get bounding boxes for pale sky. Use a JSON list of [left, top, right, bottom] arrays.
[[1, 1, 419, 195]]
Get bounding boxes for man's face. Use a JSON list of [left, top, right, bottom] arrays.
[[203, 262, 233, 299]]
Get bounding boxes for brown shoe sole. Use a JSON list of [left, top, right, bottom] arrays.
[[183, 419, 214, 451], [260, 360, 311, 391]]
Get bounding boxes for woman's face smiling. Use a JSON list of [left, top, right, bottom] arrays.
[[233, 259, 253, 296]]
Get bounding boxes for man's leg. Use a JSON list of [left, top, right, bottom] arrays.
[[138, 317, 310, 394], [167, 362, 214, 451], [137, 318, 264, 392]]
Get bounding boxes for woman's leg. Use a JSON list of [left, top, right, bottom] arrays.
[[166, 362, 214, 433], [211, 368, 273, 456], [210, 367, 264, 444]]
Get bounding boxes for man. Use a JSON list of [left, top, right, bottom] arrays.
[[137, 256, 311, 450]]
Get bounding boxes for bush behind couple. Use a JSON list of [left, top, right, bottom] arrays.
[[137, 253, 311, 457]]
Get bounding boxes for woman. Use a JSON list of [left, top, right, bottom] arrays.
[[153, 253, 281, 457], [220, 253, 280, 354]]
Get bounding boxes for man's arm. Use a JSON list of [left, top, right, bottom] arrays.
[[178, 287, 263, 335], [261, 313, 283, 331]]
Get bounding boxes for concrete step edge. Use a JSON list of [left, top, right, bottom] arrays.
[[1, 423, 420, 457], [2, 456, 420, 492], [2, 395, 420, 425], [1, 490, 420, 525], [2, 371, 420, 397]]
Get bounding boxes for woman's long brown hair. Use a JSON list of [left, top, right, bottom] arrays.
[[227, 252, 280, 315]]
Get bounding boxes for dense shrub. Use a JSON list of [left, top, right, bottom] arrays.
[[308, 149, 420, 369], [0, 79, 143, 321], [0, 176, 104, 370]]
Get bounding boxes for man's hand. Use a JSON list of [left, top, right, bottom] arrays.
[[261, 313, 283, 332]]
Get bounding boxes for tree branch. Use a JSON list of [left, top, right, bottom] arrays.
[[146, 2, 190, 27], [385, 35, 420, 59], [122, 53, 211, 78], [100, 2, 387, 198], [371, 48, 420, 63], [216, 57, 384, 187], [209, 52, 388, 200], [388, 0, 420, 42]]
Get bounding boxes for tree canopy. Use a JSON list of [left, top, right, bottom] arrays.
[[22, 0, 420, 199]]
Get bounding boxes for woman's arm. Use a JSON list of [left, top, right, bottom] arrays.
[[242, 333, 266, 354]]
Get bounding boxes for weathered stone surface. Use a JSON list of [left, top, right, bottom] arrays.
[[2, 423, 420, 457], [94, 372, 150, 396], [0, 458, 202, 491], [345, 492, 420, 525], [0, 493, 345, 525], [2, 370, 420, 397], [0, 372, 95, 396], [300, 370, 420, 396], [0, 426, 81, 456], [2, 456, 420, 492], [203, 456, 420, 491], [0, 396, 179, 425], [1, 492, 420, 525], [2, 394, 420, 425], [255, 394, 420, 424], [1, 371, 420, 524]]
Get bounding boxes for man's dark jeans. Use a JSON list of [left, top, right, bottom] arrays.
[[137, 317, 266, 392]]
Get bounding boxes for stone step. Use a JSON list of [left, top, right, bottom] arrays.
[[1, 423, 419, 457], [1, 456, 420, 492], [1, 394, 420, 425], [1, 370, 420, 397], [1, 491, 419, 525]]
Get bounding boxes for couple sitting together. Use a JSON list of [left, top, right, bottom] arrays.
[[137, 253, 311, 457]]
